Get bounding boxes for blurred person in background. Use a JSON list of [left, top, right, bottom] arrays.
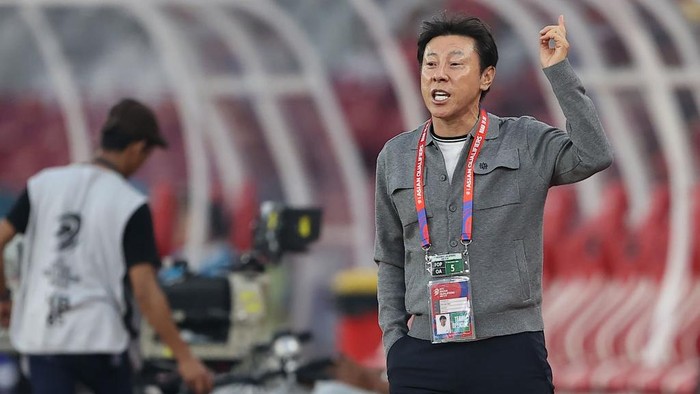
[[0, 98, 213, 394], [375, 13, 613, 393]]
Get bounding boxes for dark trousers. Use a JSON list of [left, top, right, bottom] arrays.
[[387, 331, 554, 394], [28, 352, 132, 394]]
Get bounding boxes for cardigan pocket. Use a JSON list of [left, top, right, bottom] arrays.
[[473, 148, 521, 210], [389, 180, 433, 228], [514, 239, 532, 301]]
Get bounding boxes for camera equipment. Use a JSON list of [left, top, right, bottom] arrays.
[[253, 201, 322, 262], [140, 271, 268, 361], [141, 202, 322, 362]]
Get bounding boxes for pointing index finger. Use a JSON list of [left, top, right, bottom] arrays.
[[558, 15, 566, 33]]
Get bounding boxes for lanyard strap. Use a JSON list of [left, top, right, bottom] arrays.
[[414, 110, 490, 250]]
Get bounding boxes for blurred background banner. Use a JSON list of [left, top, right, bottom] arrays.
[[0, 0, 699, 392]]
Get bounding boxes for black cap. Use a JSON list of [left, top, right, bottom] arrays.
[[101, 98, 167, 149]]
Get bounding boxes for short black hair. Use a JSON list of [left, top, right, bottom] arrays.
[[100, 98, 167, 151], [417, 13, 499, 99], [440, 315, 447, 321]]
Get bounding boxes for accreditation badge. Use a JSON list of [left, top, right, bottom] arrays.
[[425, 253, 467, 277], [428, 276, 475, 344]]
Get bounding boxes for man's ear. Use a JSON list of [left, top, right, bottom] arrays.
[[480, 66, 496, 92], [127, 140, 148, 155]]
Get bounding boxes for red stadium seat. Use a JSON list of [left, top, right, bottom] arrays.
[[545, 183, 627, 377], [229, 179, 258, 252], [151, 182, 178, 257], [542, 185, 577, 282], [549, 184, 695, 392]]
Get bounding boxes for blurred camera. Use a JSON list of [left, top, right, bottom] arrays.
[[252, 201, 322, 262]]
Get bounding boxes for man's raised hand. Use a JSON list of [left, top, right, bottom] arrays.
[[540, 15, 569, 68]]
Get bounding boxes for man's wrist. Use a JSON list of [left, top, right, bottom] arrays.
[[171, 343, 195, 363]]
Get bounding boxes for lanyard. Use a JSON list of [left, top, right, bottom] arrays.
[[413, 110, 489, 250]]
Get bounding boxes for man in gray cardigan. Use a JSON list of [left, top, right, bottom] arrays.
[[374, 13, 613, 393]]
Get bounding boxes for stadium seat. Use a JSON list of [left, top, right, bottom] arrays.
[[151, 182, 178, 257]]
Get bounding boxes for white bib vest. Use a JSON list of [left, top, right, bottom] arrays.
[[11, 164, 146, 354]]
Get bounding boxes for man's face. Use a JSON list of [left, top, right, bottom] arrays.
[[420, 35, 493, 123], [440, 317, 447, 326], [124, 140, 153, 177]]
